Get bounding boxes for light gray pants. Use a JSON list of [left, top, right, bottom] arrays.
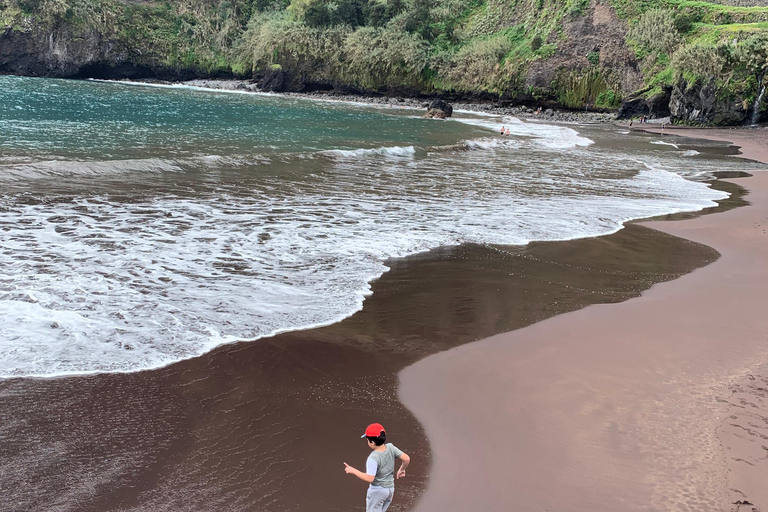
[[366, 486, 394, 512]]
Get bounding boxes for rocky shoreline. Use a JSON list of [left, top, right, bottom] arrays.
[[100, 77, 768, 127], [140, 78, 619, 124]]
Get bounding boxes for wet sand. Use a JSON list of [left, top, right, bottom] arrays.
[[400, 132, 768, 512], [0, 178, 744, 511], [639, 126, 768, 166]]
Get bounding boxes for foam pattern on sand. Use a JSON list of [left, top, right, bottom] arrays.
[[0, 141, 743, 378]]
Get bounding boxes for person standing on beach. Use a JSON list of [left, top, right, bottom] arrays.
[[344, 423, 410, 512]]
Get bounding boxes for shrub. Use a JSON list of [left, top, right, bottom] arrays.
[[627, 9, 681, 56], [342, 26, 430, 88], [673, 12, 696, 34], [555, 68, 618, 108], [531, 34, 542, 52], [670, 44, 726, 81], [587, 50, 599, 66], [436, 33, 512, 91], [727, 33, 768, 79], [595, 89, 619, 108], [289, 0, 367, 28], [567, 0, 589, 18], [236, 10, 348, 80]]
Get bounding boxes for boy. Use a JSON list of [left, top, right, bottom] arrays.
[[344, 423, 411, 512]]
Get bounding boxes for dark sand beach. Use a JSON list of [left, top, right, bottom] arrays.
[[400, 130, 768, 512], [0, 175, 744, 511]]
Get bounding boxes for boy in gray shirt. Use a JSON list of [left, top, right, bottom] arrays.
[[344, 422, 411, 512]]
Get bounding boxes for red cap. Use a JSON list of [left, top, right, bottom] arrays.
[[361, 423, 385, 438]]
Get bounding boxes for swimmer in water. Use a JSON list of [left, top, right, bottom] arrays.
[[500, 126, 505, 135]]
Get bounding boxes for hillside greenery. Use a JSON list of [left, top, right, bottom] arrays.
[[1, 0, 767, 109]]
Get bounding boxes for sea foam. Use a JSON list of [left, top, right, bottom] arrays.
[[0, 91, 757, 378]]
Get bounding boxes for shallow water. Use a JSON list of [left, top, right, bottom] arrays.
[[0, 75, 761, 377]]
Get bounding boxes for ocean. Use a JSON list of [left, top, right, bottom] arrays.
[[0, 75, 757, 378]]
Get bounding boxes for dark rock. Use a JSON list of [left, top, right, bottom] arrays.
[[616, 96, 647, 119], [423, 108, 447, 119], [76, 62, 154, 80], [617, 86, 672, 119], [0, 25, 126, 78], [258, 67, 288, 92], [647, 86, 672, 117], [0, 23, 215, 81], [670, 78, 748, 126], [427, 99, 453, 117]]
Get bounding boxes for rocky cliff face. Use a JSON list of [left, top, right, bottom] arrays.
[[669, 79, 752, 126], [2, 25, 120, 77], [616, 86, 672, 119], [526, 1, 643, 97], [1, 24, 202, 79]]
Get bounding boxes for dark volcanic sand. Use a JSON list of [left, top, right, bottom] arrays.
[[0, 178, 746, 512]]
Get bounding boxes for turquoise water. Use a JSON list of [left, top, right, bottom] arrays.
[[0, 75, 760, 377], [0, 77, 475, 159]]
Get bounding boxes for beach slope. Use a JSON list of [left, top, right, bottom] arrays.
[[400, 132, 768, 512]]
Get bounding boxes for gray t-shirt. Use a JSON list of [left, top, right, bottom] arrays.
[[365, 444, 403, 488]]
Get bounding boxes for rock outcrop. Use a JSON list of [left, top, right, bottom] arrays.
[[258, 66, 288, 92], [423, 100, 453, 119], [616, 86, 672, 119], [0, 24, 209, 80], [670, 78, 749, 126], [1, 25, 129, 78]]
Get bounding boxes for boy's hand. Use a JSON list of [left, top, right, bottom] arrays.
[[396, 467, 406, 479], [344, 463, 355, 475]]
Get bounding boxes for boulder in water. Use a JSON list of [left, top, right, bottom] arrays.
[[423, 108, 447, 119], [423, 99, 453, 118]]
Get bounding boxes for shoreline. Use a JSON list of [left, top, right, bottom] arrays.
[[399, 131, 768, 511], [1, 79, 764, 510], [91, 77, 618, 124], [0, 186, 742, 510]]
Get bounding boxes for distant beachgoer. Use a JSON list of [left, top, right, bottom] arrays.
[[661, 122, 665, 133], [629, 119, 634, 127], [500, 126, 505, 135], [505, 128, 510, 136], [344, 423, 410, 512]]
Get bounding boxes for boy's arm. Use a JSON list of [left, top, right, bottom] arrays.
[[396, 453, 410, 479], [344, 462, 375, 483]]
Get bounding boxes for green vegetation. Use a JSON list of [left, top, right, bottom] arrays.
[[1, 0, 767, 113]]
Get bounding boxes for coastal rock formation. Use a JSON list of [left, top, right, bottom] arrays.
[[0, 23, 210, 80], [670, 79, 749, 126], [1, 25, 106, 77], [258, 66, 288, 92], [616, 86, 672, 119], [423, 100, 453, 119]]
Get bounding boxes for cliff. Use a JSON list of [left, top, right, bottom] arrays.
[[1, 0, 766, 125]]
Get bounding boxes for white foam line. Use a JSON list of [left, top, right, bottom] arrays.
[[322, 145, 416, 159], [651, 140, 679, 149], [3, 301, 369, 380]]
